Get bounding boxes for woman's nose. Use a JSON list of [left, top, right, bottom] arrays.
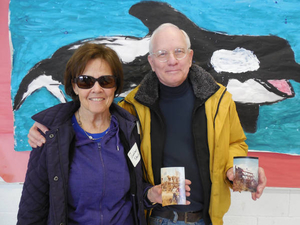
[[92, 81, 104, 92]]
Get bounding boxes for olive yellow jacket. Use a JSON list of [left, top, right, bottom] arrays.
[[119, 65, 248, 225]]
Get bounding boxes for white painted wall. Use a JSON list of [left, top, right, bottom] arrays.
[[0, 178, 23, 225], [1, 177, 299, 225], [224, 187, 300, 225]]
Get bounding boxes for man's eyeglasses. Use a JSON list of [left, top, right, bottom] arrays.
[[150, 48, 189, 62], [73, 75, 117, 89]]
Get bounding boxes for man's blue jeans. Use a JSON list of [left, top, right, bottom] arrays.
[[149, 211, 212, 225]]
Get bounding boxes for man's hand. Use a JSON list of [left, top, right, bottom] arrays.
[[147, 179, 192, 205], [252, 167, 267, 201], [226, 167, 234, 181], [28, 122, 49, 148], [227, 167, 267, 201]]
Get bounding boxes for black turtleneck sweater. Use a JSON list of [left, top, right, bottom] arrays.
[[157, 78, 204, 212]]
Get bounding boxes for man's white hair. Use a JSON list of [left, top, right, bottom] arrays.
[[149, 23, 191, 53]]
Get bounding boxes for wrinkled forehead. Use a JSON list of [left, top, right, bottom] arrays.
[[151, 27, 188, 51]]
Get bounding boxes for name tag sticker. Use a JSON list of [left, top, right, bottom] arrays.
[[128, 143, 141, 167]]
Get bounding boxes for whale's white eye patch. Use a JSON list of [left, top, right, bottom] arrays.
[[210, 47, 260, 73]]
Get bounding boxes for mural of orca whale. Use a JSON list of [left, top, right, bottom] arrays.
[[12, 1, 300, 133]]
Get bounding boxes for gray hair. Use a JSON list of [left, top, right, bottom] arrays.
[[149, 23, 191, 53]]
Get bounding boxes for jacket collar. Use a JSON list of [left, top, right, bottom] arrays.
[[32, 101, 80, 129], [32, 101, 137, 130], [134, 64, 220, 105]]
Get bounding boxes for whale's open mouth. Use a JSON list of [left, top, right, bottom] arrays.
[[210, 47, 296, 101], [227, 78, 294, 104], [266, 79, 294, 97]]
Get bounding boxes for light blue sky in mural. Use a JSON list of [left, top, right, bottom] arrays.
[[10, 0, 300, 153]]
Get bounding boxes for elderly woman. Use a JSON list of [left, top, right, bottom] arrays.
[[17, 43, 152, 225]]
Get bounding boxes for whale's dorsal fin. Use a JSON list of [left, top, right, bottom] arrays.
[[129, 1, 199, 36]]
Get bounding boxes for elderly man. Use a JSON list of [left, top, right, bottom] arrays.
[[28, 23, 266, 225]]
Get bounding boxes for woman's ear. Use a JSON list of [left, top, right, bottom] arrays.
[[73, 83, 78, 95]]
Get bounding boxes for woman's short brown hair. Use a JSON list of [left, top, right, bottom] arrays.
[[64, 43, 124, 101]]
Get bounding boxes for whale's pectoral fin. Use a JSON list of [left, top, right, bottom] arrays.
[[46, 84, 68, 104], [236, 102, 259, 133], [13, 75, 67, 111]]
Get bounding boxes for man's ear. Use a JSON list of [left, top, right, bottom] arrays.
[[188, 49, 194, 67], [148, 55, 155, 72]]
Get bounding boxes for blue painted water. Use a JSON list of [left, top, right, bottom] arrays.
[[9, 0, 300, 153]]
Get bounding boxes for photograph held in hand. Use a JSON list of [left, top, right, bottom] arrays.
[[161, 167, 186, 206]]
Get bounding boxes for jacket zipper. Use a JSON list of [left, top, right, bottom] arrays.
[[98, 142, 105, 225], [56, 128, 68, 225], [213, 88, 227, 128], [123, 99, 144, 140]]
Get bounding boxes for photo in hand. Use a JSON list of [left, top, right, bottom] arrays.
[[233, 157, 259, 192], [161, 167, 186, 206]]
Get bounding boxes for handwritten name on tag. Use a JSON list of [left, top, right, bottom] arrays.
[[127, 143, 140, 167]]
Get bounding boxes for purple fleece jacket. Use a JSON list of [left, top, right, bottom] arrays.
[[17, 101, 150, 225]]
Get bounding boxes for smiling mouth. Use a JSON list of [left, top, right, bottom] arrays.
[[166, 69, 180, 73], [89, 97, 105, 101]]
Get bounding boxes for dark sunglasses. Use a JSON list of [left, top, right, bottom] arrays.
[[73, 75, 117, 89]]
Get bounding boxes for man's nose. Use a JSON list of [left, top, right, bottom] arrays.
[[167, 52, 178, 64]]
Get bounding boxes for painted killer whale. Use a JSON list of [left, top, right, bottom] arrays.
[[13, 1, 300, 133]]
